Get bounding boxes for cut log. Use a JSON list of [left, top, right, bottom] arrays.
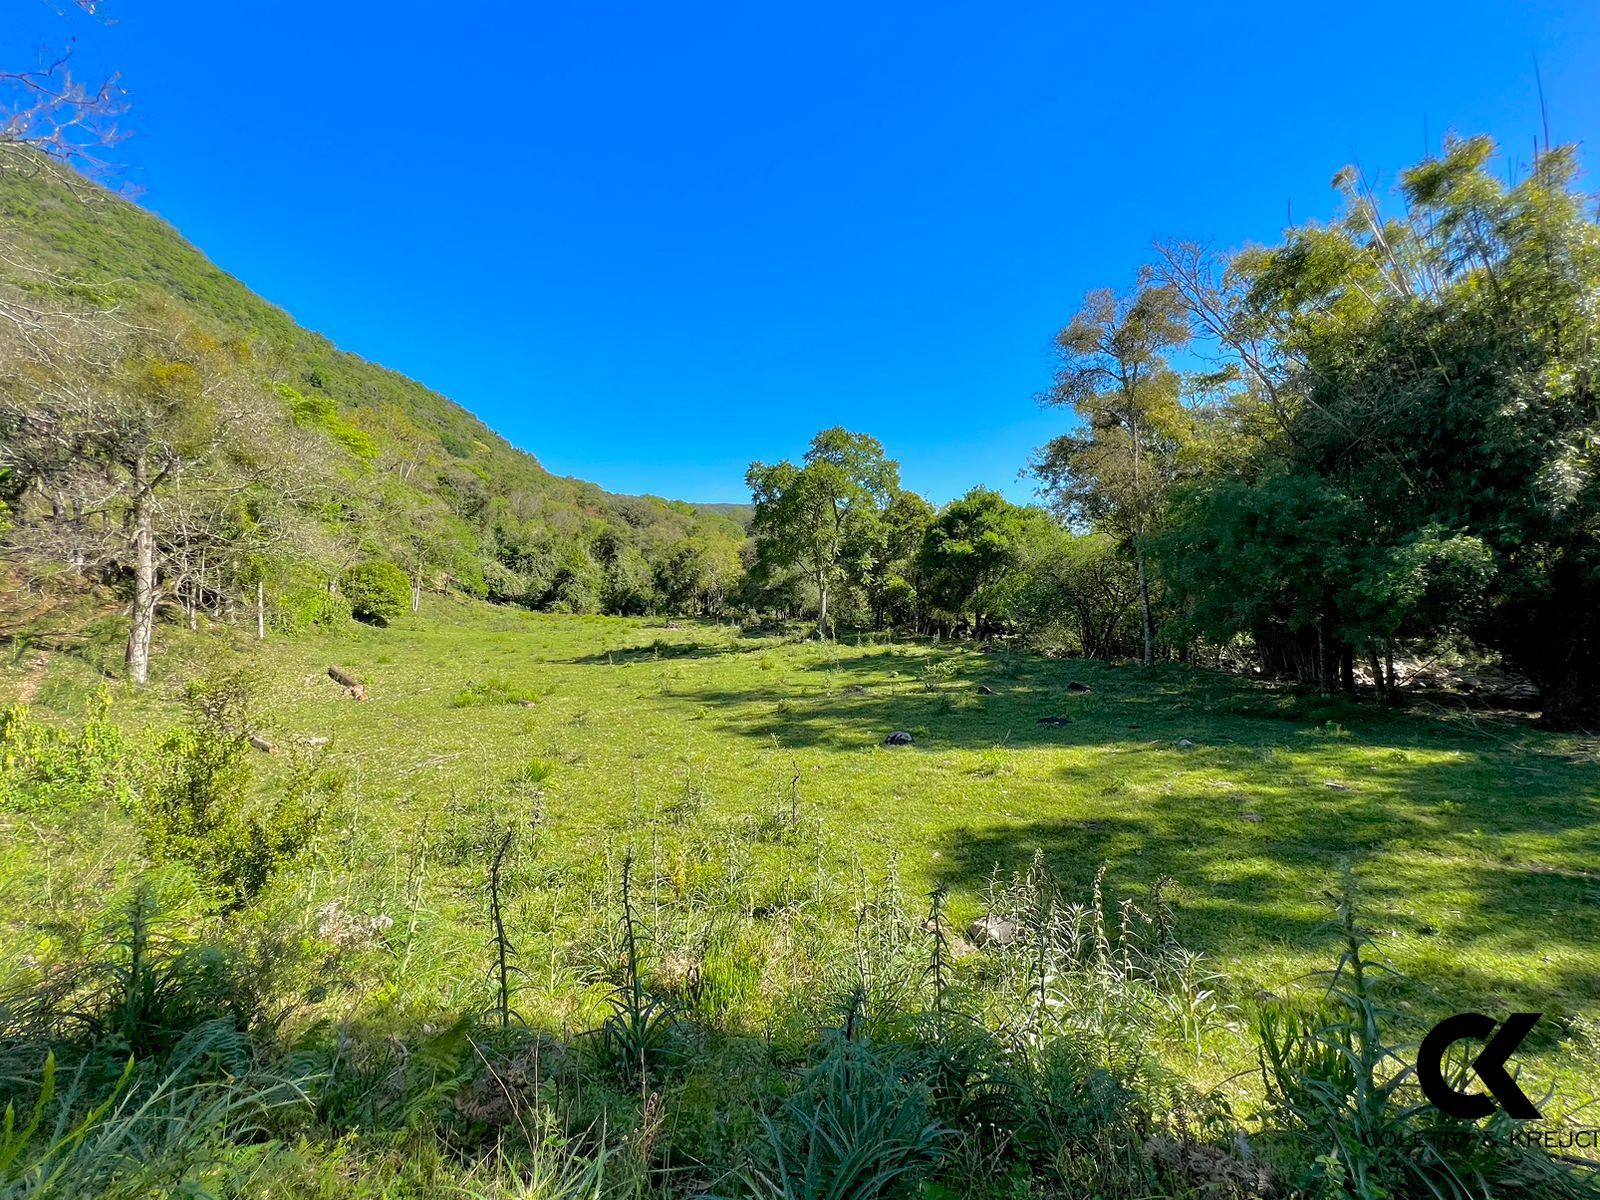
[[247, 734, 279, 754], [328, 665, 362, 689]]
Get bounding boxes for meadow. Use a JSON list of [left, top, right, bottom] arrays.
[[3, 598, 1599, 1196]]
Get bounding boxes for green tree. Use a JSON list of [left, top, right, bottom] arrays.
[[341, 560, 411, 623], [1156, 136, 1600, 721], [1033, 280, 1191, 666], [746, 429, 899, 637], [917, 488, 1035, 637]]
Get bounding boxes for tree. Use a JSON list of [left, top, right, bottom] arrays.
[[1033, 280, 1191, 665], [746, 429, 899, 637], [0, 302, 280, 682], [1153, 136, 1600, 722], [917, 488, 1035, 637], [342, 560, 411, 623], [1013, 527, 1141, 658], [856, 489, 934, 629]]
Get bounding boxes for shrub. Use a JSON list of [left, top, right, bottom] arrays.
[[128, 672, 342, 910], [340, 562, 411, 624], [271, 585, 352, 634], [0, 689, 132, 813], [745, 1031, 948, 1199]]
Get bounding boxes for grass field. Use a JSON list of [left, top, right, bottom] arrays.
[[4, 597, 1600, 1192]]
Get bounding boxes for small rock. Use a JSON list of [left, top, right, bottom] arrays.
[[1324, 780, 1351, 791], [976, 684, 996, 696], [844, 685, 868, 696], [1067, 681, 1093, 693], [1241, 812, 1263, 823], [1036, 715, 1072, 727], [884, 731, 913, 746], [517, 699, 536, 708], [966, 915, 1020, 948], [306, 736, 332, 748], [1176, 738, 1195, 750]]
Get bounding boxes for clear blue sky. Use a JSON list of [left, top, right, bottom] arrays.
[[12, 1, 1600, 504]]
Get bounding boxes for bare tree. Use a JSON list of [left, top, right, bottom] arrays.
[[0, 302, 285, 682]]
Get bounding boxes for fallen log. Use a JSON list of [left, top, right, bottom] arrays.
[[248, 734, 279, 754], [328, 665, 362, 689]]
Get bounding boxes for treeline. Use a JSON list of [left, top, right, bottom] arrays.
[[747, 136, 1600, 727], [5, 135, 1597, 726]]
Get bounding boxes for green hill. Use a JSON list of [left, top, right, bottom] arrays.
[[0, 154, 746, 624]]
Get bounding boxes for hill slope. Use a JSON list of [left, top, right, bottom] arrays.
[[0, 154, 746, 620]]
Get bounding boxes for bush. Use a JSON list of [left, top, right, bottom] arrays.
[[340, 562, 411, 624], [0, 689, 132, 814], [128, 673, 342, 910], [271, 585, 352, 634]]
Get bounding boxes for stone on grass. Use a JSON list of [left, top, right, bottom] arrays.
[[1037, 715, 1072, 727], [884, 730, 913, 746], [976, 684, 996, 695], [966, 915, 1020, 948], [1176, 738, 1195, 750], [1067, 681, 1093, 693]]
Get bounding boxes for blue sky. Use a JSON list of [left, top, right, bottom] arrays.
[[12, 1, 1599, 504]]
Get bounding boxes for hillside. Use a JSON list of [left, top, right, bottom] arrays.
[[0, 153, 747, 621]]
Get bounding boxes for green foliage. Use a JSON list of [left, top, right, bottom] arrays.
[[449, 676, 537, 708], [745, 1032, 947, 1200], [917, 488, 1039, 631], [128, 672, 340, 909], [0, 690, 131, 813], [1152, 136, 1600, 718], [341, 561, 411, 624]]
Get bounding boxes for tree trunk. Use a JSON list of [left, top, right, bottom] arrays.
[[1367, 646, 1386, 703], [257, 580, 266, 640], [1135, 550, 1154, 667], [410, 571, 421, 613], [125, 462, 155, 686], [815, 570, 830, 639]]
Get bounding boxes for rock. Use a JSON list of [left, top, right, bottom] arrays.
[[1176, 738, 1195, 750], [1067, 681, 1093, 693], [966, 915, 1020, 948], [1036, 715, 1073, 727], [976, 684, 995, 696], [306, 736, 332, 748], [517, 699, 536, 708], [884, 731, 913, 746], [1324, 780, 1351, 791], [1241, 812, 1263, 823], [844, 685, 868, 696]]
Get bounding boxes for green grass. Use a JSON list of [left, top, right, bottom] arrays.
[[5, 594, 1599, 1118]]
